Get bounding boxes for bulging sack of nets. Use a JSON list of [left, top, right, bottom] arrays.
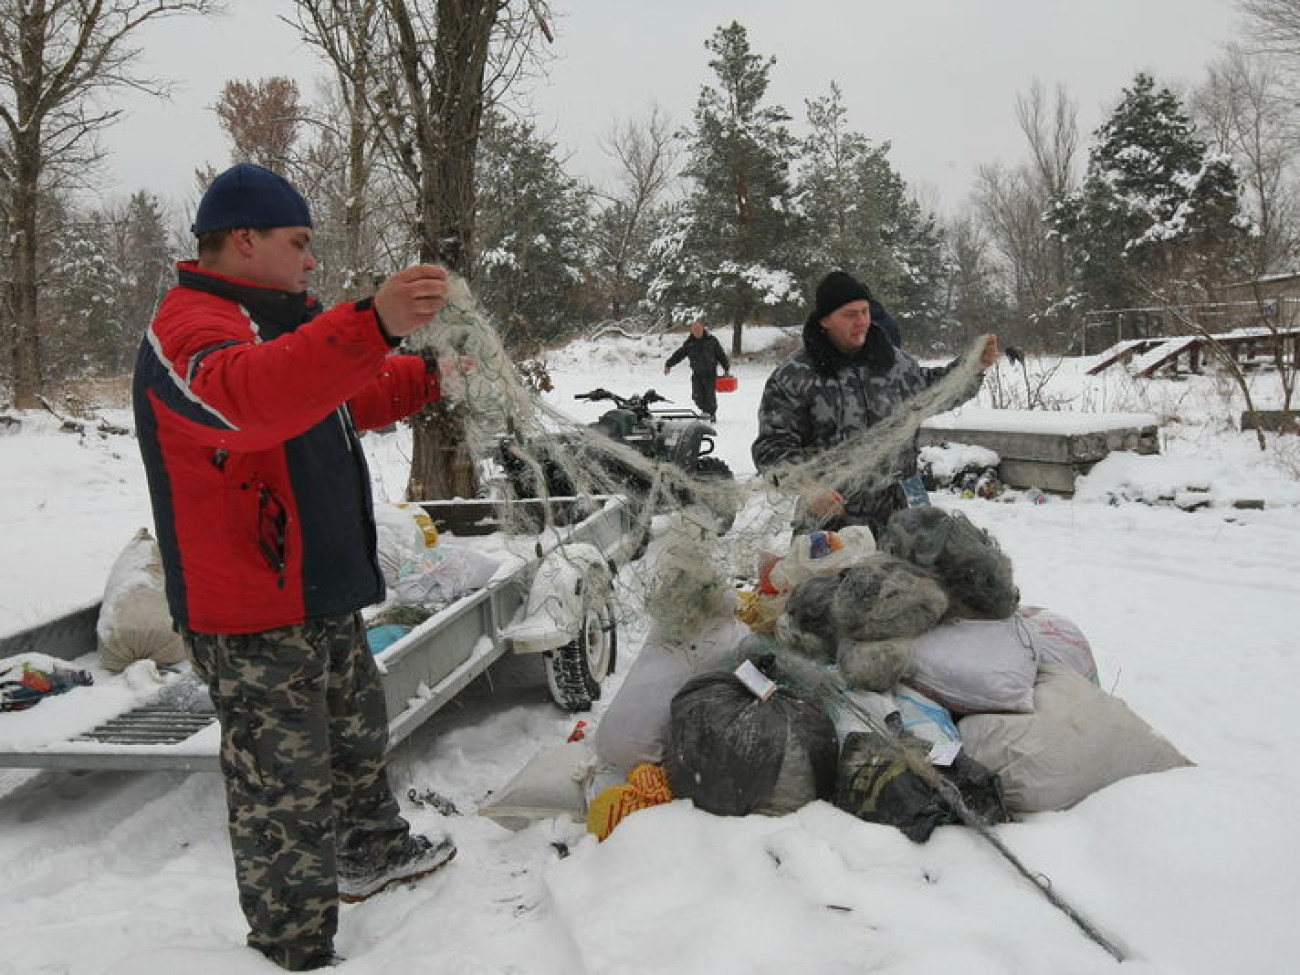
[[831, 554, 948, 643], [959, 663, 1193, 813], [880, 507, 1019, 619], [665, 665, 838, 817], [774, 574, 843, 663], [834, 730, 1010, 843]]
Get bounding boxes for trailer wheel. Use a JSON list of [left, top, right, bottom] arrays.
[[544, 596, 617, 712]]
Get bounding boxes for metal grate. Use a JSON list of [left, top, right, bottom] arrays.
[[73, 703, 215, 746]]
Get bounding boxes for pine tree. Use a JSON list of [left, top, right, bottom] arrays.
[[943, 214, 1011, 344], [113, 192, 173, 362], [474, 111, 591, 351], [1052, 73, 1249, 331], [45, 213, 122, 379], [798, 83, 946, 333], [43, 192, 174, 379], [648, 22, 801, 355]]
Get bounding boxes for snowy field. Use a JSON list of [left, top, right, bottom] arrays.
[[1, 326, 1299, 974]]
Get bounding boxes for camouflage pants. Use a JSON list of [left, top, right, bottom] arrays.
[[185, 613, 410, 970]]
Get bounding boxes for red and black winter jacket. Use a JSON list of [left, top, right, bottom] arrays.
[[133, 261, 441, 634]]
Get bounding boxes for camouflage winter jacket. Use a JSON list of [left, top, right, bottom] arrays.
[[752, 313, 982, 527]]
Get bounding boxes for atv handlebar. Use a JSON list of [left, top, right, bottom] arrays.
[[574, 387, 671, 412]]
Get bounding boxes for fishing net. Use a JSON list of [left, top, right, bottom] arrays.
[[774, 574, 842, 663], [641, 509, 737, 644], [391, 274, 994, 648], [831, 555, 949, 642], [837, 637, 914, 693], [879, 507, 1019, 619]]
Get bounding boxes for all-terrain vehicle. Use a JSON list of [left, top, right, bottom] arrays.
[[497, 387, 736, 530]]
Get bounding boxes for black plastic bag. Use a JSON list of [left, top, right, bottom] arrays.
[[666, 667, 838, 817]]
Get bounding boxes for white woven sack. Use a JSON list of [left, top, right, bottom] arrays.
[[905, 615, 1038, 715], [594, 615, 748, 773], [1018, 605, 1099, 683], [959, 663, 1193, 812], [478, 739, 596, 831], [97, 528, 187, 673]]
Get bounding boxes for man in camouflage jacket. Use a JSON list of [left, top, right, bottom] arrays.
[[752, 271, 998, 535]]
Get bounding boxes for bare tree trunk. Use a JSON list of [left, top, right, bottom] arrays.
[[0, 0, 215, 408], [424, 0, 496, 271], [299, 0, 528, 501], [730, 166, 750, 359], [393, 0, 501, 502], [407, 405, 480, 499], [342, 60, 369, 299], [7, 5, 45, 409], [9, 136, 42, 408]]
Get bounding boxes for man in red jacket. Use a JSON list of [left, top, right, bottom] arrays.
[[134, 163, 455, 971]]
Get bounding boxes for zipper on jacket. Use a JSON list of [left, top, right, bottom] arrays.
[[337, 405, 384, 588]]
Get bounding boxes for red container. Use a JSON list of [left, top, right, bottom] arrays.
[[715, 375, 738, 393]]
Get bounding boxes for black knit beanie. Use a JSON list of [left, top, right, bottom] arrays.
[[812, 271, 874, 321], [191, 163, 313, 236]]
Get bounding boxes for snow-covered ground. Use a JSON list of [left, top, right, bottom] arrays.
[[1, 327, 1298, 974]]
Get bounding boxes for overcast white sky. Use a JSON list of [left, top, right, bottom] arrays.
[[102, 0, 1244, 223]]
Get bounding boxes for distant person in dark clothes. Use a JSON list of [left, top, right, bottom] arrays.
[[664, 321, 731, 421], [753, 270, 998, 536]]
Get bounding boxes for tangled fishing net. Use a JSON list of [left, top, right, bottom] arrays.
[[879, 507, 1019, 619], [394, 274, 994, 642], [641, 510, 736, 645], [837, 637, 915, 693], [832, 555, 949, 642], [774, 574, 841, 663]]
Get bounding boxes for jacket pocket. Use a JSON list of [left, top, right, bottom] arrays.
[[256, 486, 288, 586]]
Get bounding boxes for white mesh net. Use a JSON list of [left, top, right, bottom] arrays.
[[399, 274, 990, 643]]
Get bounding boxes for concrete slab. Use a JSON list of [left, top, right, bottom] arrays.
[[1240, 410, 1300, 434], [919, 408, 1160, 493]]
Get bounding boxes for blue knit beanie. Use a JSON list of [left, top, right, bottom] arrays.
[[191, 163, 313, 235]]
